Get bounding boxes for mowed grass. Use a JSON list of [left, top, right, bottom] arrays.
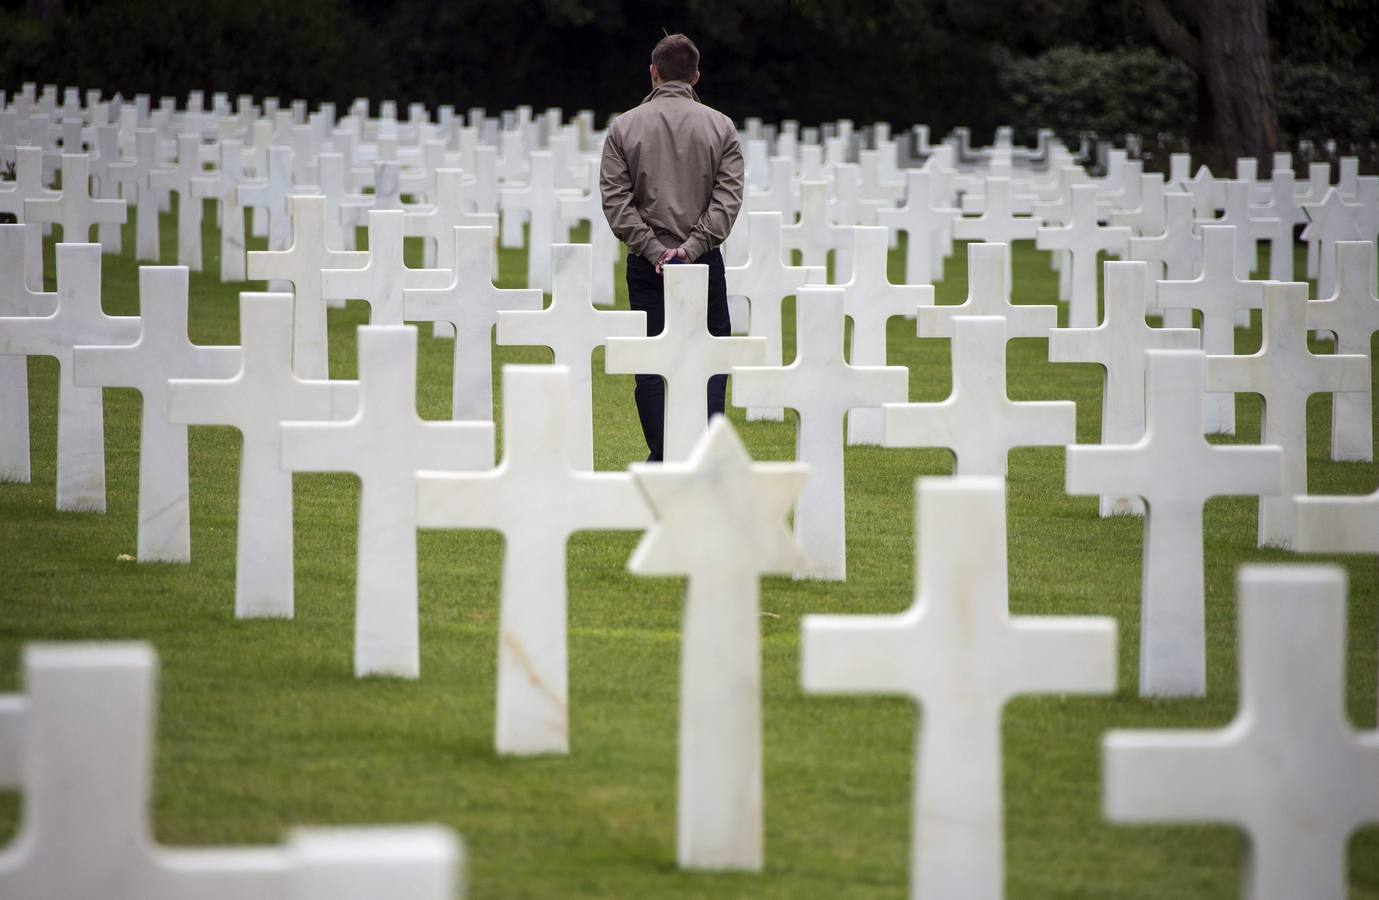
[[1, 199, 1376, 898]]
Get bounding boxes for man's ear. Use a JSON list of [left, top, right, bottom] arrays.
[[691, 71, 701, 86]]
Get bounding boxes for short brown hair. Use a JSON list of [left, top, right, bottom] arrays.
[[652, 34, 699, 83]]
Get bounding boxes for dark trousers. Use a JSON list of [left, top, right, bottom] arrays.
[[625, 247, 732, 463]]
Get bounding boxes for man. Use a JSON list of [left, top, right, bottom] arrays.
[[600, 32, 745, 463]]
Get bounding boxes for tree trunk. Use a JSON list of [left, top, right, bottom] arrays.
[[1144, 0, 1279, 176]]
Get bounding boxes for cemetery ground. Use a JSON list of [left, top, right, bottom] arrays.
[[0, 205, 1376, 898]]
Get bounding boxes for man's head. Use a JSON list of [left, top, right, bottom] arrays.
[[650, 33, 700, 88]]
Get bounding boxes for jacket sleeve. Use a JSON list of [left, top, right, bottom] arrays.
[[678, 125, 745, 263], [600, 127, 669, 264]]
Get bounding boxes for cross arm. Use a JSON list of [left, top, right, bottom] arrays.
[[801, 612, 923, 698], [280, 420, 365, 475], [1005, 617, 1116, 697], [72, 343, 151, 390], [1103, 730, 1247, 823]]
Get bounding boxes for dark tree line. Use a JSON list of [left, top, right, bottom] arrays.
[[2, 0, 1376, 165]]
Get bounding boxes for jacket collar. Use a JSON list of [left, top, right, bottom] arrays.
[[642, 80, 700, 104]]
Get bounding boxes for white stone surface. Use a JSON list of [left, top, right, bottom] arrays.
[[781, 180, 854, 279], [1157, 226, 1266, 434], [605, 264, 767, 462], [73, 267, 240, 562], [1067, 350, 1283, 696], [1307, 241, 1378, 461], [404, 225, 542, 421], [1035, 184, 1130, 328], [0, 224, 52, 484], [0, 642, 464, 899], [417, 365, 650, 754], [839, 226, 932, 445], [1206, 283, 1367, 548], [322, 209, 450, 328], [725, 211, 827, 422], [884, 316, 1074, 475], [282, 326, 492, 677], [1103, 565, 1379, 900], [802, 476, 1116, 900], [168, 292, 358, 618], [495, 244, 644, 469], [1050, 261, 1198, 515], [1297, 487, 1379, 569], [918, 242, 1056, 340], [0, 243, 138, 511], [629, 417, 807, 871], [22, 152, 125, 245], [148, 135, 215, 271], [733, 287, 906, 579]]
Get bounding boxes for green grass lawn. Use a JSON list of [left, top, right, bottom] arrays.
[[1, 202, 1376, 898]]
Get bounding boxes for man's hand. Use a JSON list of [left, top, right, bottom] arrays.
[[654, 246, 690, 275]]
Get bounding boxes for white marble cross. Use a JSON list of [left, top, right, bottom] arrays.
[[0, 642, 463, 899], [72, 267, 239, 562], [1302, 187, 1362, 299], [238, 144, 295, 251], [629, 417, 806, 871], [875, 169, 959, 284], [1307, 241, 1379, 461], [0, 146, 56, 281], [781, 180, 854, 279], [194, 139, 249, 281], [1050, 261, 1199, 515], [282, 325, 492, 678], [1206, 282, 1367, 548], [1211, 179, 1277, 279], [108, 129, 164, 261], [417, 364, 650, 754], [802, 476, 1115, 899], [404, 225, 542, 421], [605, 264, 767, 462], [322, 209, 451, 326], [0, 225, 53, 484], [0, 243, 138, 511], [1067, 349, 1283, 696], [733, 287, 906, 579], [495, 243, 645, 469], [883, 316, 1075, 475], [557, 163, 620, 306], [918, 242, 1056, 339], [148, 134, 215, 270], [403, 167, 498, 273], [22, 152, 126, 245], [1157, 225, 1266, 435], [1111, 171, 1166, 237], [1297, 488, 1379, 595], [1127, 191, 1200, 327], [248, 194, 368, 379], [952, 177, 1039, 245], [839, 226, 932, 445], [1035, 183, 1130, 329], [498, 151, 571, 292], [168, 292, 358, 618], [724, 211, 827, 422], [1103, 565, 1379, 900]]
